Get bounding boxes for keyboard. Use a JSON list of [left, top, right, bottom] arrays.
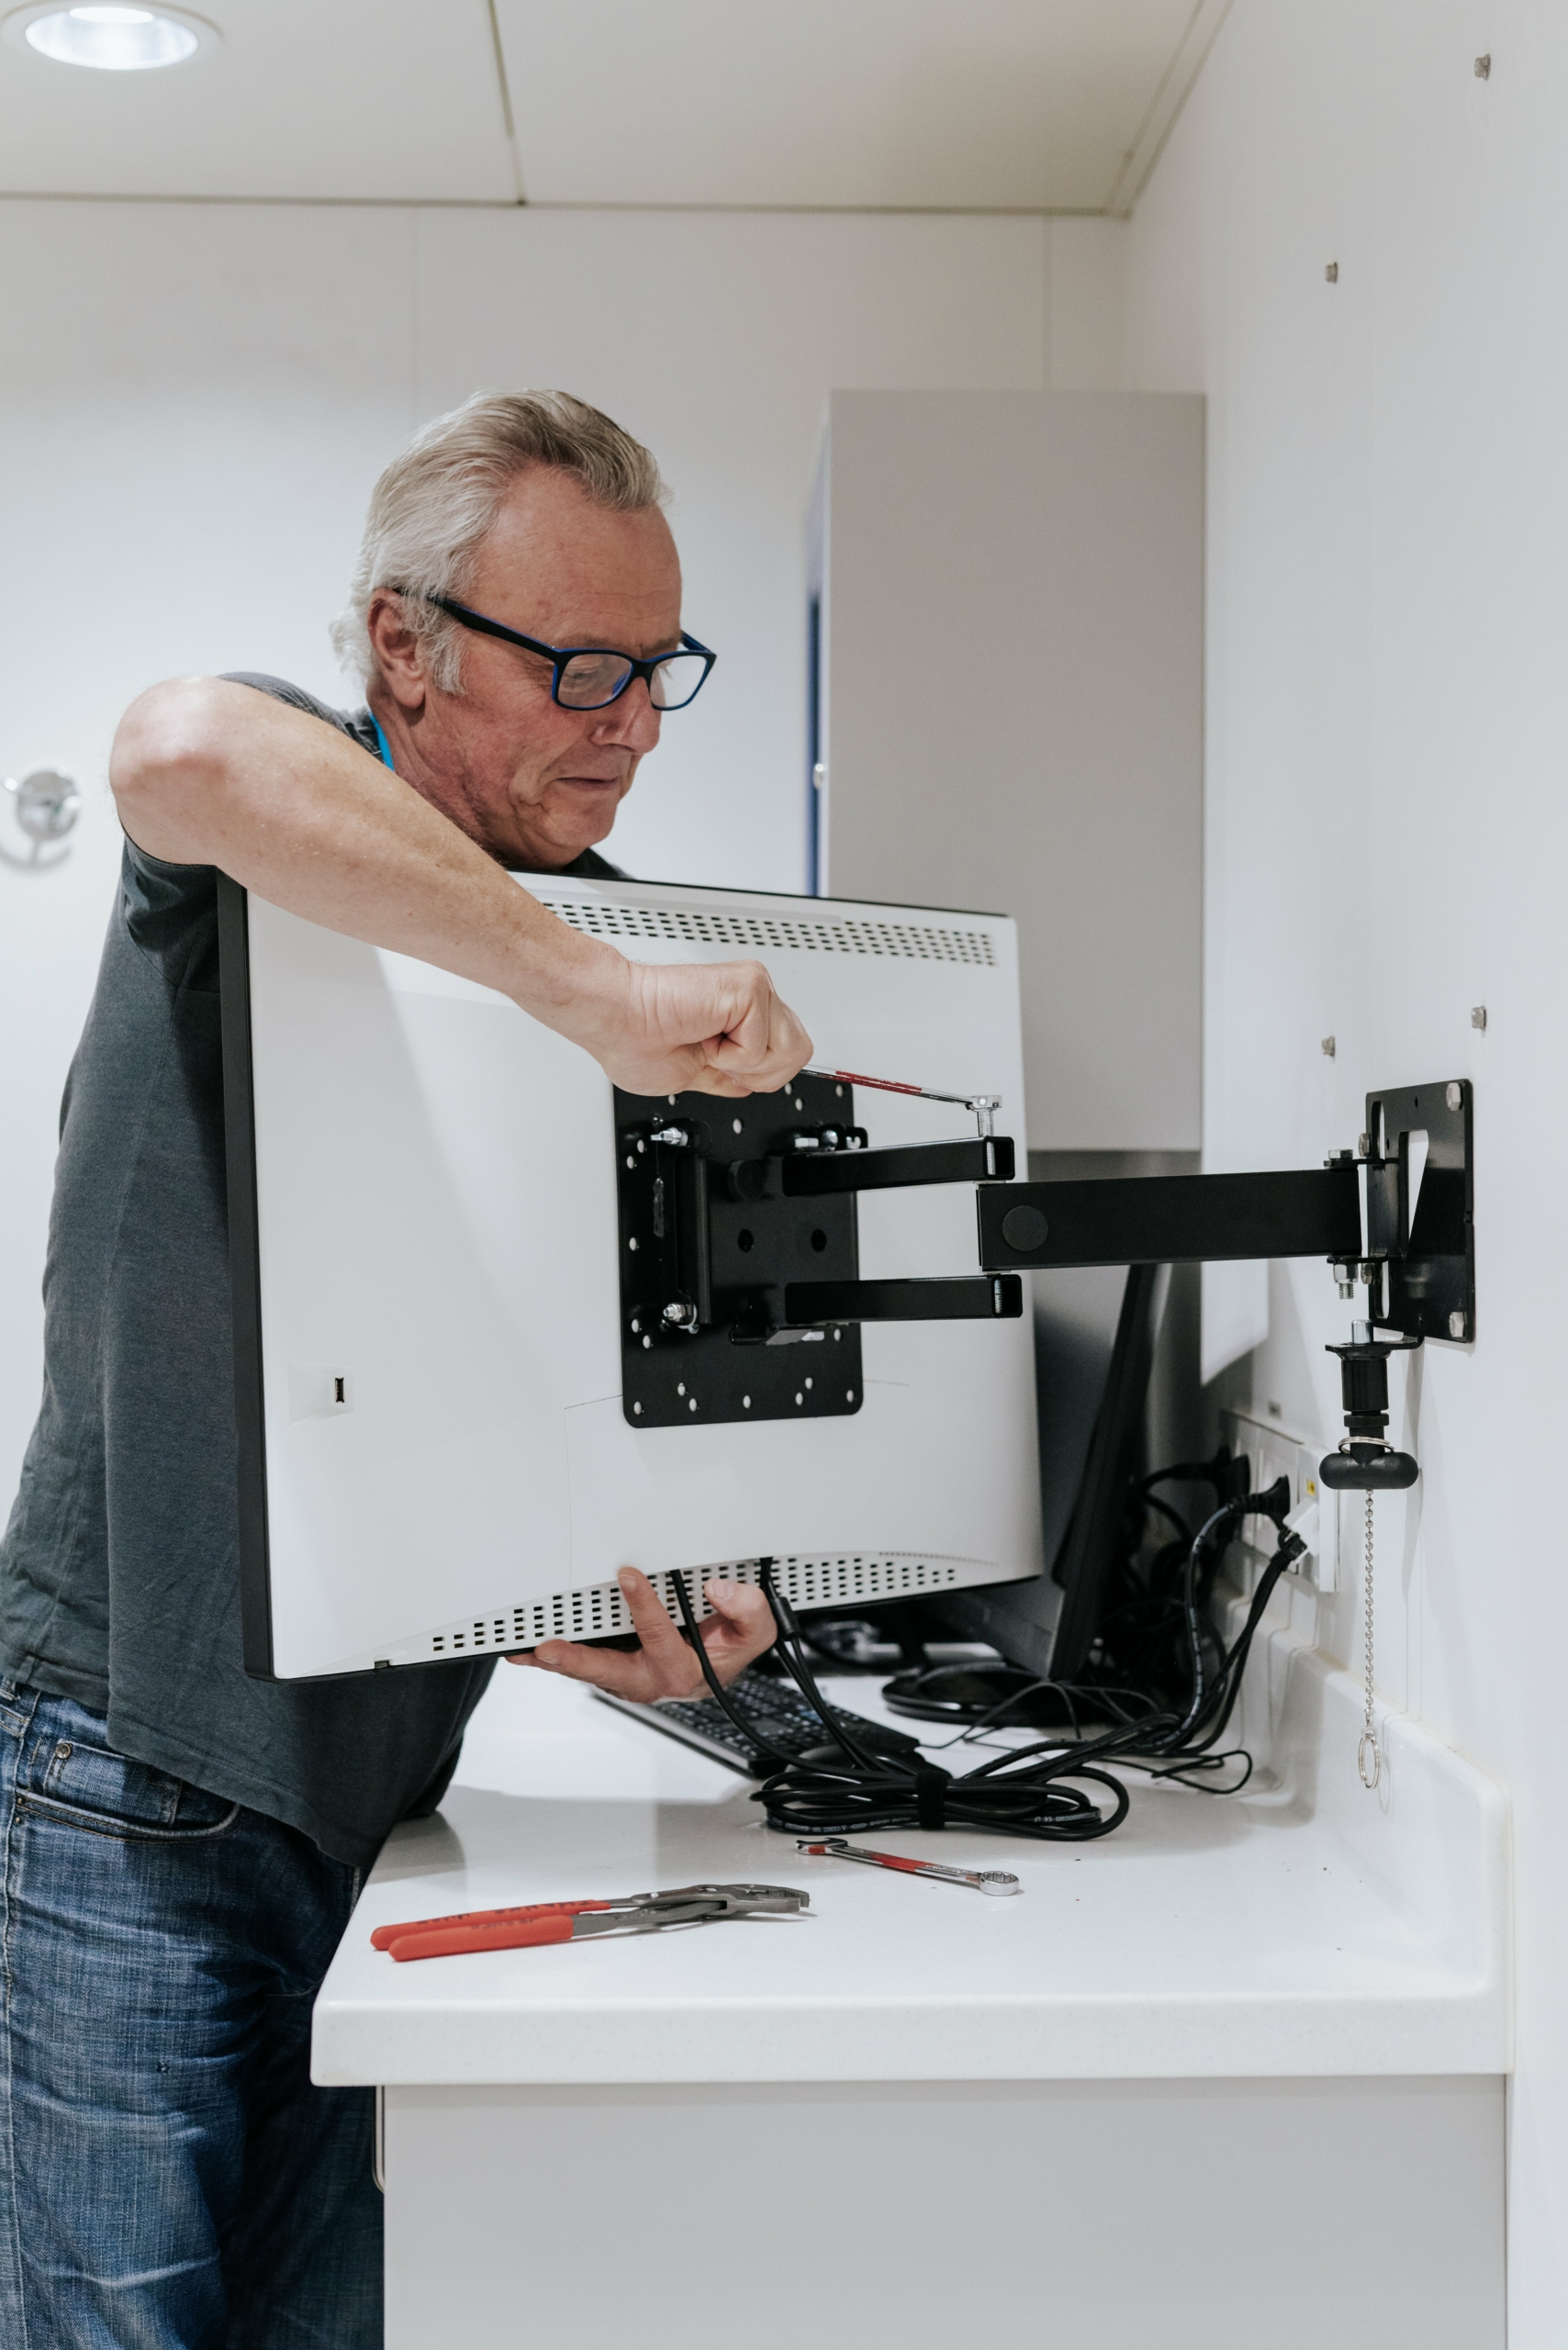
[[594, 1666, 922, 1777]]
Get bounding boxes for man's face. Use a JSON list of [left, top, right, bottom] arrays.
[[366, 465, 684, 869]]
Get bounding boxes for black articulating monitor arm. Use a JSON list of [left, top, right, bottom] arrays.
[[977, 1078, 1474, 1489]]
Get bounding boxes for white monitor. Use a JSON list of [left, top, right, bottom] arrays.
[[220, 875, 1043, 1679]]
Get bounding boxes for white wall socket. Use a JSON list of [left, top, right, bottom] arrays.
[[1221, 1406, 1338, 1592]]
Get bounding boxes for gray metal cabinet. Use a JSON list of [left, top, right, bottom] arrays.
[[811, 388, 1204, 1153]]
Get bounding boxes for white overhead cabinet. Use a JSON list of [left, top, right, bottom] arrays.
[[810, 389, 1204, 1153]]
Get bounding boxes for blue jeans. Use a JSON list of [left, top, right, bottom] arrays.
[[0, 1679, 383, 2347]]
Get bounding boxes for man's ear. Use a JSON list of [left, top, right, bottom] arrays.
[[365, 590, 433, 714]]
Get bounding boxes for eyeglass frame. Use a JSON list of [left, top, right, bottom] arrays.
[[395, 589, 717, 712]]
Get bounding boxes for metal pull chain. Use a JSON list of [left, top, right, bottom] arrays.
[[1358, 1491, 1381, 1789]]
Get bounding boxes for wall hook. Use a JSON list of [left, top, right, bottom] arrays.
[[1, 769, 80, 871]]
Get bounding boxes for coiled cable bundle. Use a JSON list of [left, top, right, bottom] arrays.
[[669, 1480, 1305, 1846]]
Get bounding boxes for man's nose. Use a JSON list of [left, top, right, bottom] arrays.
[[591, 677, 662, 755]]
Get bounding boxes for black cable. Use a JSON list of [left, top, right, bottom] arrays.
[[754, 1566, 1130, 1842], [664, 1493, 1302, 1848], [666, 1567, 798, 1771], [1143, 1491, 1193, 1546]]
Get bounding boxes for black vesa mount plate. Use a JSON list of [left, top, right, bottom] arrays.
[[1364, 1080, 1475, 1342], [614, 1072, 865, 1429]]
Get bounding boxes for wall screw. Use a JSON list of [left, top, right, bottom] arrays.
[[1321, 1035, 1336, 1058], [1471, 1004, 1487, 1030], [1474, 53, 1491, 78], [1325, 262, 1339, 282], [1449, 1311, 1468, 1339]]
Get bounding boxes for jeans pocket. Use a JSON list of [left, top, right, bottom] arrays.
[[23, 1736, 241, 1842]]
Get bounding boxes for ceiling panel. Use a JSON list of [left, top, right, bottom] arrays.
[[0, 0, 516, 200], [494, 0, 1204, 212]]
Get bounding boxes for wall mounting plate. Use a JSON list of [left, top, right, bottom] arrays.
[[1364, 1080, 1474, 1341]]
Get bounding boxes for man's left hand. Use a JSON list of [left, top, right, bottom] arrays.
[[508, 1566, 775, 1699]]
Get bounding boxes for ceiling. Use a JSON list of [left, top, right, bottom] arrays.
[[0, 0, 1228, 212]]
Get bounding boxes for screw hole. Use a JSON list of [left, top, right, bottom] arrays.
[[810, 1229, 828, 1253], [736, 1229, 755, 1252]]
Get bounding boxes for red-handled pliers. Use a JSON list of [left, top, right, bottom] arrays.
[[371, 1882, 809, 1964]]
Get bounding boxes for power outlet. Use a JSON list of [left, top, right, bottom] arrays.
[[1222, 1406, 1338, 1592]]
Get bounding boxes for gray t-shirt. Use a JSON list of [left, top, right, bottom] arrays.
[[0, 675, 625, 1867]]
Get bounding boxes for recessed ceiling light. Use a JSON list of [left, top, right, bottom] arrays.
[[2, 3, 215, 70]]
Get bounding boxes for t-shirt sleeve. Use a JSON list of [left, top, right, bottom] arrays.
[[219, 671, 359, 736], [118, 838, 222, 999], [115, 674, 365, 997]]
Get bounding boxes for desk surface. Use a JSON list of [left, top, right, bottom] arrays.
[[313, 1648, 1508, 2087]]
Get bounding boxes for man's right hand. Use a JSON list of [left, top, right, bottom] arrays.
[[584, 955, 812, 1100]]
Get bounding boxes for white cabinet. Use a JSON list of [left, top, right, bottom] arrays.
[[811, 389, 1204, 1153]]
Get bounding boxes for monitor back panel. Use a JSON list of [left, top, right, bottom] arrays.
[[231, 877, 1041, 1677]]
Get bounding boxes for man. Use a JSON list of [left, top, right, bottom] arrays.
[[0, 391, 808, 2346]]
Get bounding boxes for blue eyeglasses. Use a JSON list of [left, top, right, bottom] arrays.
[[405, 591, 716, 712]]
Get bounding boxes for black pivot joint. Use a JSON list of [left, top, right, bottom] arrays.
[[1320, 1323, 1420, 1491]]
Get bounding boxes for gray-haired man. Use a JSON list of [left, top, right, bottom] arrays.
[[0, 394, 806, 2347]]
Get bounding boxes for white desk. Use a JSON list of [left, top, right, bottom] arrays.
[[315, 1630, 1508, 2349]]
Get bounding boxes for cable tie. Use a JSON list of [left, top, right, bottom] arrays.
[[913, 1763, 952, 1831]]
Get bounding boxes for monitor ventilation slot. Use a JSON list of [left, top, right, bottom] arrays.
[[536, 899, 996, 968], [423, 1553, 971, 1659]]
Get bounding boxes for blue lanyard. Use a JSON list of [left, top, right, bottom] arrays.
[[370, 713, 395, 772]]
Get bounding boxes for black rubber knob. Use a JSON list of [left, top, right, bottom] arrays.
[[1319, 1446, 1419, 1492], [1001, 1205, 1049, 1254]]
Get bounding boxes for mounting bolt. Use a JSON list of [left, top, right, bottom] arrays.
[[1474, 52, 1491, 78], [1333, 1262, 1355, 1299], [1471, 1004, 1487, 1030], [1321, 1035, 1336, 1058], [1449, 1310, 1468, 1339], [1358, 1131, 1372, 1158], [1446, 1080, 1462, 1111]]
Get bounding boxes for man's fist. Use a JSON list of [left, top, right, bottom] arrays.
[[508, 1567, 776, 1700], [596, 957, 812, 1100]]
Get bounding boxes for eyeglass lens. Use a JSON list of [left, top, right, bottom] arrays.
[[555, 649, 710, 711]]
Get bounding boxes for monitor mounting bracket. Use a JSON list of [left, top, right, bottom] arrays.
[[613, 1071, 1022, 1429]]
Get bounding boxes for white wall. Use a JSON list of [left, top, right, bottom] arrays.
[[1121, 4, 1568, 2335], [0, 200, 1048, 1505]]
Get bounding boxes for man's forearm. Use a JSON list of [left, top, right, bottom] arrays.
[[110, 677, 628, 1044]]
